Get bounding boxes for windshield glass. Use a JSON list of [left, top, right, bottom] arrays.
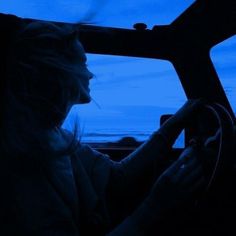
[[62, 54, 186, 145]]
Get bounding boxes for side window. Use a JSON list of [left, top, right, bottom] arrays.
[[62, 54, 186, 147], [210, 36, 236, 114]]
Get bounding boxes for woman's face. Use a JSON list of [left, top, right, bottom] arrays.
[[73, 40, 93, 104]]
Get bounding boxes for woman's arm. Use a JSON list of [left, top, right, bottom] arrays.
[[117, 99, 203, 185], [107, 146, 205, 235], [106, 100, 203, 222]]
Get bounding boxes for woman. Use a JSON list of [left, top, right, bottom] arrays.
[[0, 14, 204, 236]]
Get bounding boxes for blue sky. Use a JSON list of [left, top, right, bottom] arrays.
[[0, 0, 194, 27], [1, 1, 235, 141]]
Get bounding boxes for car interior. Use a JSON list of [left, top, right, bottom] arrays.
[[0, 0, 236, 234]]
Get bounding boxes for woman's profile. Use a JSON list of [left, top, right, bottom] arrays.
[[0, 13, 205, 236]]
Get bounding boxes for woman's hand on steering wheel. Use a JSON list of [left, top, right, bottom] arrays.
[[145, 146, 206, 214]]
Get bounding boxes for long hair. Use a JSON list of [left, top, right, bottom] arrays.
[[1, 20, 83, 158]]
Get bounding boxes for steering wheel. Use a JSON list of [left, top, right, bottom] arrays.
[[187, 103, 235, 196], [169, 103, 235, 235], [178, 102, 235, 234]]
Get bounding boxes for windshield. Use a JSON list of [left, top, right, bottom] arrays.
[[62, 55, 186, 145]]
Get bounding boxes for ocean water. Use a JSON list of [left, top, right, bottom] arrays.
[[77, 129, 185, 148], [62, 105, 185, 148]]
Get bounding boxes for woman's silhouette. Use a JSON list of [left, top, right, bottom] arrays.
[[0, 14, 205, 235]]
